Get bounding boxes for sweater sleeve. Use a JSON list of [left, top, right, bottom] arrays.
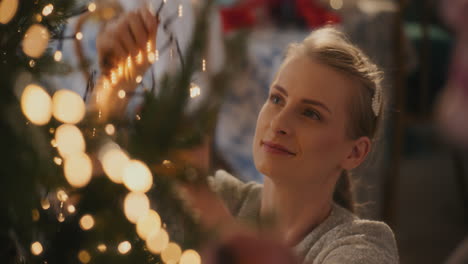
[[311, 220, 399, 264], [208, 170, 260, 217]]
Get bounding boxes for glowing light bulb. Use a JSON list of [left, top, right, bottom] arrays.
[[126, 56, 132, 68], [54, 50, 63, 61], [190, 83, 201, 98], [148, 52, 155, 63], [56, 189, 68, 202], [179, 249, 201, 264], [123, 160, 153, 193], [54, 157, 62, 165], [22, 24, 50, 58], [52, 89, 86, 124], [136, 75, 143, 84], [29, 59, 36, 67], [99, 143, 129, 184], [32, 209, 40, 221], [118, 90, 126, 99], [31, 241, 43, 255], [146, 229, 169, 254], [118, 241, 132, 255], [88, 2, 97, 12], [20, 84, 52, 125], [41, 198, 50, 210], [97, 243, 107, 252], [79, 214, 95, 230], [67, 205, 76, 214], [55, 124, 85, 158], [161, 242, 182, 264], [111, 70, 118, 84], [118, 63, 124, 77], [105, 124, 115, 135], [136, 210, 161, 240], [64, 152, 92, 188], [42, 4, 54, 16], [202, 59, 206, 72], [136, 51, 143, 65], [0, 0, 19, 24], [155, 49, 159, 61], [124, 192, 150, 223], [76, 32, 83, 40], [78, 250, 91, 263]]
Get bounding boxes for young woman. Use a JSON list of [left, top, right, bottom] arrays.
[[97, 6, 398, 264]]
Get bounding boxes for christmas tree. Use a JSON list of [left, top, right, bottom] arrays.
[[0, 0, 246, 263]]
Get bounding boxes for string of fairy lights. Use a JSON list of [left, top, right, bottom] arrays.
[[1, 0, 206, 263]]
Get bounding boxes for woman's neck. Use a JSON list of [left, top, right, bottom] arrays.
[[260, 176, 335, 246]]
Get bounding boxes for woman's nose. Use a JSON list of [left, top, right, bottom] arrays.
[[270, 109, 292, 136]]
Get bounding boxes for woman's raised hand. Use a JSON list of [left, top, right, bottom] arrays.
[[97, 5, 159, 78]]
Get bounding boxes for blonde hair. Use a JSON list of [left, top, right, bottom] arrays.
[[283, 26, 384, 212]]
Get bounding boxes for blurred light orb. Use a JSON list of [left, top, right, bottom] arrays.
[[52, 89, 86, 124], [78, 250, 91, 263], [88, 2, 97, 12], [161, 242, 182, 264], [20, 84, 52, 125], [22, 24, 50, 58], [42, 4, 54, 16], [123, 160, 153, 193], [31, 241, 43, 255], [118, 241, 132, 255], [146, 229, 169, 254], [64, 152, 92, 188], [189, 83, 201, 98], [0, 0, 19, 24], [55, 124, 85, 158], [124, 192, 150, 223], [56, 189, 68, 202], [179, 249, 201, 264], [99, 143, 129, 184], [330, 0, 343, 10], [67, 205, 76, 214], [54, 50, 62, 61], [97, 243, 107, 252], [136, 209, 161, 240], [75, 32, 83, 40], [79, 214, 95, 230], [105, 124, 115, 135]]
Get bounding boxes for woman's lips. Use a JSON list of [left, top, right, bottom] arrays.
[[261, 141, 296, 156]]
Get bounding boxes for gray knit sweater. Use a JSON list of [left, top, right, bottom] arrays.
[[209, 170, 399, 264]]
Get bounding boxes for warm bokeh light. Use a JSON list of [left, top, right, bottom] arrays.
[[99, 143, 129, 184], [105, 124, 115, 135], [20, 84, 52, 125], [53, 156, 62, 165], [118, 89, 126, 99], [190, 83, 201, 98], [42, 3, 53, 16], [52, 89, 86, 124], [118, 241, 132, 255], [136, 210, 161, 240], [31, 241, 43, 255], [41, 198, 50, 210], [124, 192, 150, 223], [22, 24, 50, 58], [78, 250, 91, 263], [54, 50, 63, 62], [67, 205, 76, 214], [79, 214, 95, 230], [55, 124, 85, 158], [146, 229, 169, 254], [64, 152, 92, 188], [136, 51, 143, 65], [161, 242, 182, 264], [76, 32, 83, 40], [88, 2, 97, 12], [56, 189, 68, 202], [97, 243, 107, 253], [123, 160, 153, 193], [32, 209, 40, 221], [179, 249, 201, 264], [0, 0, 19, 24], [136, 75, 143, 84], [330, 0, 343, 10]]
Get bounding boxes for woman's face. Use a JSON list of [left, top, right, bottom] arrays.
[[253, 56, 361, 185]]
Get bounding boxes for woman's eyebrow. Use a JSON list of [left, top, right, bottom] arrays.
[[273, 85, 332, 114]]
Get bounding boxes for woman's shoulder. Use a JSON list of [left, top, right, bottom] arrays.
[[299, 204, 399, 264], [208, 170, 262, 219]]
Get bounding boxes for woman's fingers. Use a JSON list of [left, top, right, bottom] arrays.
[[128, 11, 148, 52], [140, 7, 158, 36]]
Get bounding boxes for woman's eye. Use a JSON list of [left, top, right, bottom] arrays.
[[269, 94, 282, 104], [303, 109, 321, 120]]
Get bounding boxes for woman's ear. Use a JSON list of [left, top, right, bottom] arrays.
[[341, 137, 371, 171]]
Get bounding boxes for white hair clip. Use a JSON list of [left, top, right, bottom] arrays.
[[371, 86, 382, 117]]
